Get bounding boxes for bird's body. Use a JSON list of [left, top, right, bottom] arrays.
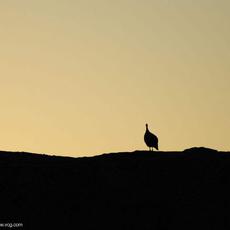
[[144, 124, 159, 151]]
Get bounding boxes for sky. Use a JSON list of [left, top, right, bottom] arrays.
[[0, 0, 229, 157]]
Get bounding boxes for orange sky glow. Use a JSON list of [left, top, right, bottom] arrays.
[[0, 0, 229, 156]]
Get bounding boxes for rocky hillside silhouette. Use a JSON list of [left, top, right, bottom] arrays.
[[0, 147, 230, 229]]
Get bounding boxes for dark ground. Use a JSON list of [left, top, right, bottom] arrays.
[[0, 147, 230, 229]]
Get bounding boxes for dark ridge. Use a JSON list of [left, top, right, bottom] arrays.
[[0, 147, 229, 229], [183, 146, 218, 154]]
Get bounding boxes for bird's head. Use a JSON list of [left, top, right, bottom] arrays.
[[145, 123, 148, 129]]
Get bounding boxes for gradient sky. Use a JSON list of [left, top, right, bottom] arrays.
[[0, 0, 229, 156]]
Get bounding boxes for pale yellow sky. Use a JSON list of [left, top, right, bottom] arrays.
[[0, 0, 229, 156]]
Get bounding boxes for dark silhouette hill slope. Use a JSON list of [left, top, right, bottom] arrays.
[[0, 147, 230, 229]]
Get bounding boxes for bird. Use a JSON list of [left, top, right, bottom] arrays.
[[144, 123, 159, 151]]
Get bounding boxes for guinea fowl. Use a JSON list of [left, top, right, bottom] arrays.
[[144, 124, 159, 151]]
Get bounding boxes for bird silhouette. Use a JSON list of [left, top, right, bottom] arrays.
[[144, 124, 159, 151]]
